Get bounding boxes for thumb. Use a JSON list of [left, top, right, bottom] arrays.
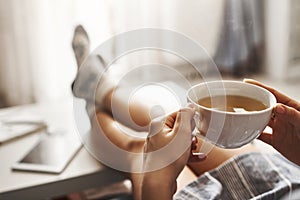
[[148, 115, 166, 138], [258, 132, 272, 146], [275, 103, 300, 125], [173, 107, 195, 135]]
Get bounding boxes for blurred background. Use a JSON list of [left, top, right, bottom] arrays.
[[0, 0, 299, 108]]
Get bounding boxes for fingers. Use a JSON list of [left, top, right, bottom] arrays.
[[165, 108, 195, 152], [149, 107, 195, 136], [148, 115, 167, 137], [268, 116, 275, 128], [274, 103, 300, 125], [148, 110, 178, 137], [243, 79, 281, 100], [164, 111, 177, 129], [147, 107, 195, 153], [173, 107, 195, 134], [244, 79, 300, 111], [258, 132, 272, 146], [243, 78, 275, 93], [259, 103, 300, 147]]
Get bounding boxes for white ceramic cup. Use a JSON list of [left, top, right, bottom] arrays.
[[187, 80, 277, 148]]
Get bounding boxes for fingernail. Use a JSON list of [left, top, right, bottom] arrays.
[[243, 78, 249, 82], [243, 78, 252, 83], [275, 104, 285, 114], [192, 152, 206, 159], [198, 154, 206, 159]]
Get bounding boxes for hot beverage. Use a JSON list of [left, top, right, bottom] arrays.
[[197, 95, 268, 113], [187, 81, 276, 148]]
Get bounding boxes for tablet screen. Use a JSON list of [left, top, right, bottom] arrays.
[[13, 134, 82, 173]]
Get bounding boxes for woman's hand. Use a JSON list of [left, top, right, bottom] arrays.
[[244, 79, 300, 166], [142, 108, 206, 200]]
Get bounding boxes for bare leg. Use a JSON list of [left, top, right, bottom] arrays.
[[188, 138, 260, 176], [95, 111, 199, 199], [103, 85, 180, 132], [72, 26, 183, 199], [94, 111, 260, 199], [95, 111, 143, 199], [103, 89, 154, 132], [103, 88, 260, 175], [176, 166, 198, 192], [72, 25, 176, 132], [72, 25, 261, 198]]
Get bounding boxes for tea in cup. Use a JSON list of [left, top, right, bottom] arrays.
[[187, 80, 276, 148]]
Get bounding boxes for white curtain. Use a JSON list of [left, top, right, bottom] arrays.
[[0, 0, 111, 106], [0, 0, 223, 107]]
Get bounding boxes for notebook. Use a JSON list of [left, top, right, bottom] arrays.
[[0, 107, 47, 144], [0, 122, 47, 144]]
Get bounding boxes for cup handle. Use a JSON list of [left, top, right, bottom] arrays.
[[192, 111, 201, 137], [191, 111, 207, 157], [194, 111, 201, 121]]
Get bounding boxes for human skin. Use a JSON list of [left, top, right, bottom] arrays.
[[97, 83, 260, 199], [95, 105, 257, 199], [245, 79, 300, 166], [95, 108, 201, 199]]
